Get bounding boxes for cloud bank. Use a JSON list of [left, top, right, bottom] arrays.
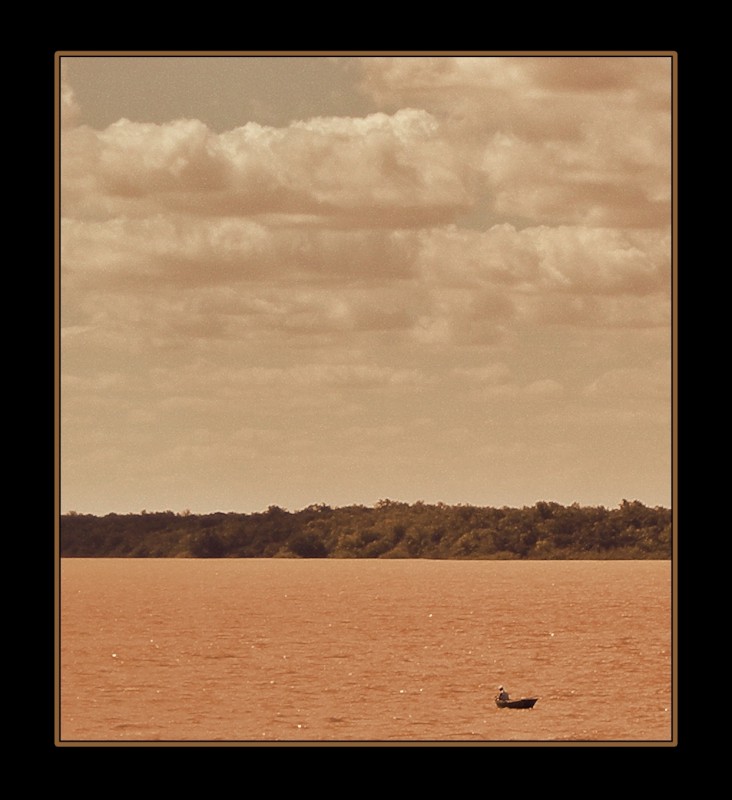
[[60, 55, 673, 514]]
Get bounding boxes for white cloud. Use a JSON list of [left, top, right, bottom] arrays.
[[62, 108, 474, 226], [359, 56, 672, 229], [59, 57, 674, 513], [61, 219, 670, 370]]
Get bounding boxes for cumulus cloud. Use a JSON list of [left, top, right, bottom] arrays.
[[62, 108, 474, 227], [61, 57, 671, 351], [62, 213, 670, 365], [359, 56, 672, 229], [59, 55, 674, 513]]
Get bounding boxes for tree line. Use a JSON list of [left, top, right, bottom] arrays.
[[60, 499, 671, 560]]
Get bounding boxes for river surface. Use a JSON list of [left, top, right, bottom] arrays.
[[58, 558, 673, 745]]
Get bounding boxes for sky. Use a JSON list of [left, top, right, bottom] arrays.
[[59, 53, 674, 515]]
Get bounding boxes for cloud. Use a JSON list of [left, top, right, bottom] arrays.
[[61, 215, 422, 289], [61, 58, 671, 354], [452, 364, 512, 383], [411, 223, 669, 334], [524, 293, 671, 329], [415, 223, 668, 292], [521, 225, 670, 295], [583, 361, 671, 400], [61, 219, 670, 368], [62, 108, 474, 227], [525, 379, 564, 396], [358, 56, 671, 229], [59, 57, 673, 513], [480, 133, 670, 228], [60, 62, 81, 129]]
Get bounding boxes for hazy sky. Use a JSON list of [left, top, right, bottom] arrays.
[[59, 53, 674, 515]]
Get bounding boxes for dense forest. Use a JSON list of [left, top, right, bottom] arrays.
[[60, 499, 671, 560]]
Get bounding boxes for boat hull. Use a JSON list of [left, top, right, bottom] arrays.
[[495, 697, 538, 709]]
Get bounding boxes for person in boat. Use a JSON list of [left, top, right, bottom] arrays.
[[497, 686, 509, 702]]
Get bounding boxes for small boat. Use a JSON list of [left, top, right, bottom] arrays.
[[495, 696, 538, 709]]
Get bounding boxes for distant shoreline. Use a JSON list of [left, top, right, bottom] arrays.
[[60, 500, 672, 560]]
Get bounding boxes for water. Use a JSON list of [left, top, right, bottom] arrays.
[[58, 558, 673, 744]]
